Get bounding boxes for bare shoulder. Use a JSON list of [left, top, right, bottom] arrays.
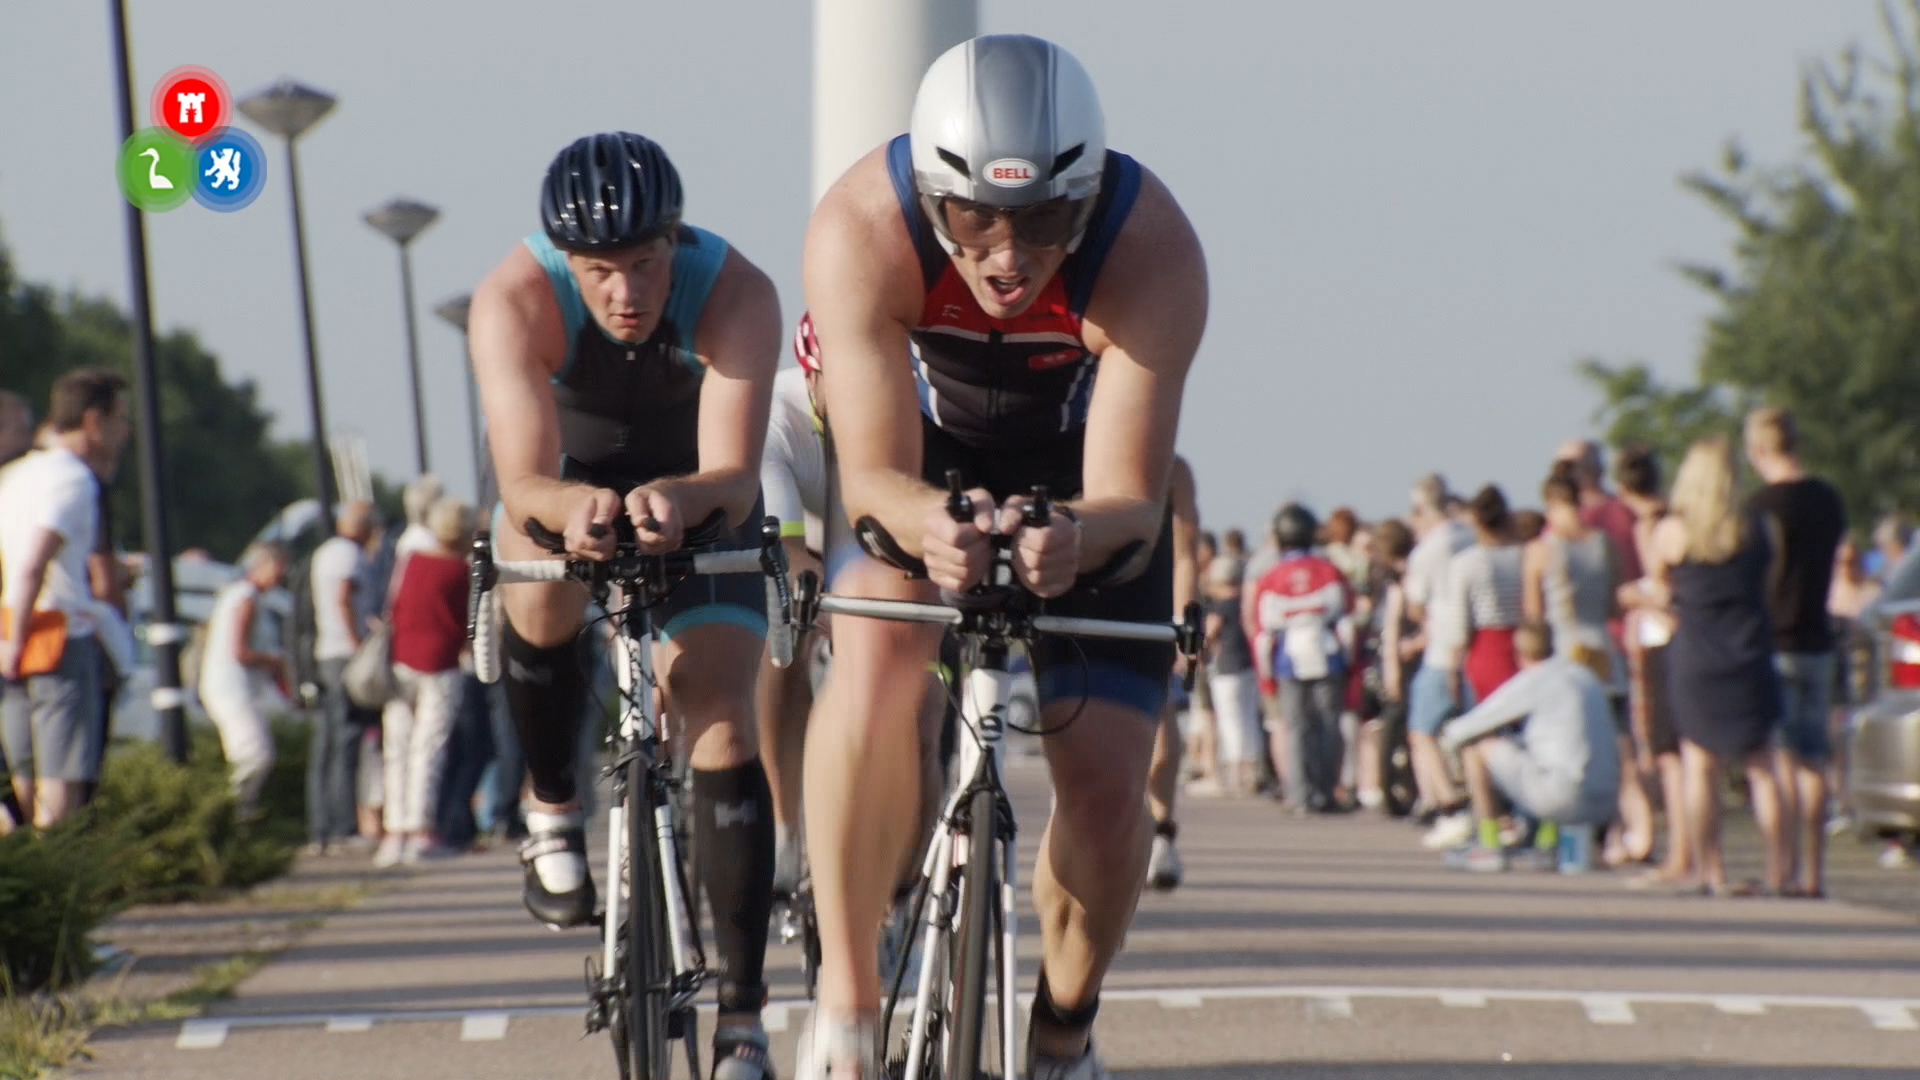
[[697, 245, 782, 373], [1080, 164, 1208, 359], [803, 146, 925, 324], [470, 242, 566, 373], [704, 244, 780, 321]]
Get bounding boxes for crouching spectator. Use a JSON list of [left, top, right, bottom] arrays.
[[375, 498, 475, 867], [1438, 621, 1620, 871], [200, 542, 293, 818]]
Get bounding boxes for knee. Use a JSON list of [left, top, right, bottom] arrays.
[[1051, 752, 1150, 853]]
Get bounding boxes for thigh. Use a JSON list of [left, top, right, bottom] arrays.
[[1406, 666, 1450, 737], [1041, 697, 1159, 813], [30, 644, 102, 782], [654, 496, 772, 647], [1775, 652, 1835, 764], [494, 515, 591, 646], [1031, 508, 1177, 720]]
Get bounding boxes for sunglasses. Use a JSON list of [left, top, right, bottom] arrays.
[[934, 195, 1095, 251]]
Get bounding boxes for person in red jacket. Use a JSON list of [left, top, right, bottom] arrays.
[[1246, 504, 1354, 814], [376, 498, 476, 867]]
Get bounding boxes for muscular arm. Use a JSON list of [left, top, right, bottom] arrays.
[[1075, 169, 1210, 567], [804, 156, 944, 556], [663, 249, 782, 527], [469, 248, 588, 535], [1169, 456, 1200, 613], [4, 528, 61, 649]]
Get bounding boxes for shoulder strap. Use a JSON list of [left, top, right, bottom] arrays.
[[1066, 151, 1144, 317], [665, 225, 730, 367], [886, 135, 949, 290], [522, 234, 589, 379]]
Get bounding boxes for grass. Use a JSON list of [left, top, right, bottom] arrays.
[[0, 870, 369, 1080]]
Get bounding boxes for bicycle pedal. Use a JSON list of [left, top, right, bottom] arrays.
[[587, 908, 607, 930]]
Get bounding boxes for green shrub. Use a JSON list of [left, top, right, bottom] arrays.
[[0, 824, 130, 994], [0, 715, 312, 995]]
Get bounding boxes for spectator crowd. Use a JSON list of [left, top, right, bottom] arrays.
[[1179, 408, 1918, 890]]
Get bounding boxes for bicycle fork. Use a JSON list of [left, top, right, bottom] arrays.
[[901, 657, 1020, 1080]]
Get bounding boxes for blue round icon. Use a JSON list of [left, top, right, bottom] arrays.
[[192, 127, 266, 212]]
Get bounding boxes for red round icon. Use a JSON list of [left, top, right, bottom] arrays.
[[150, 66, 231, 144]]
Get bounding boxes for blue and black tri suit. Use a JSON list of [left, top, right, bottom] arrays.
[[825, 135, 1177, 719], [507, 223, 768, 642]]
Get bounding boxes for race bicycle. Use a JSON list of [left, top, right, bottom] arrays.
[[468, 511, 795, 1080], [797, 472, 1203, 1079]]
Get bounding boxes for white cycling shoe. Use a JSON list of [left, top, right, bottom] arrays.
[[793, 1013, 884, 1080], [1146, 834, 1183, 891]]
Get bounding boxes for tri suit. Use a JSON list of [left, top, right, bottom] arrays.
[[494, 224, 769, 642], [825, 134, 1174, 719]]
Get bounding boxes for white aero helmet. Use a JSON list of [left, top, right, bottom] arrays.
[[909, 35, 1107, 249]]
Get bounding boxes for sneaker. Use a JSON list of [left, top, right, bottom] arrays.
[[1507, 846, 1557, 873], [519, 813, 597, 929], [1420, 811, 1473, 851], [792, 1012, 882, 1080], [1028, 1038, 1111, 1080], [1463, 845, 1509, 874], [1879, 843, 1918, 871], [1183, 777, 1225, 798], [1146, 834, 1183, 892], [713, 1025, 776, 1080], [372, 834, 405, 869]]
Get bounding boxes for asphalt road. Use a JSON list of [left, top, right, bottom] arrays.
[[78, 753, 1920, 1079]]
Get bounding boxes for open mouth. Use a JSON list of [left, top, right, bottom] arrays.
[[985, 275, 1029, 306]]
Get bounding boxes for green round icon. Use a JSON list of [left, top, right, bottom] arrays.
[[118, 128, 195, 212]]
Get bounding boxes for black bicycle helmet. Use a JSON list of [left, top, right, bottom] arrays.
[[1273, 503, 1319, 553], [540, 132, 683, 253]]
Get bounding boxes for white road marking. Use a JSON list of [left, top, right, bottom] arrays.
[[176, 1020, 229, 1049], [1581, 996, 1636, 1025], [170, 984, 1920, 1047], [1309, 995, 1354, 1019], [460, 1012, 510, 1041], [1862, 1004, 1919, 1031]]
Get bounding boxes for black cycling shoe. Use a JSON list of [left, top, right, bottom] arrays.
[[712, 1026, 776, 1080], [519, 823, 596, 929]]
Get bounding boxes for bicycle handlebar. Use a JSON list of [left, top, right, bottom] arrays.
[[468, 515, 795, 684]]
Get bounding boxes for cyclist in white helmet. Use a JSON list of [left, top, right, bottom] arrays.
[[795, 34, 1209, 1080]]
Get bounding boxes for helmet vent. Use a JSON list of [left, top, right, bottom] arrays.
[[1049, 144, 1085, 179], [936, 148, 971, 179]]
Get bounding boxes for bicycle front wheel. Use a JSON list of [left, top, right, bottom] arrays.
[[947, 786, 1000, 1080], [626, 756, 674, 1080]]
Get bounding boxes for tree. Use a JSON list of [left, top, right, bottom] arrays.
[[0, 236, 312, 561], [1582, 0, 1920, 521]]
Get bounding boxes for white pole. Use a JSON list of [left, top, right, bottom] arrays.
[[812, 0, 978, 205]]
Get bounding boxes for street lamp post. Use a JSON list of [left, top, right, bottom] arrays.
[[107, 0, 188, 763], [364, 199, 440, 476], [236, 80, 337, 516], [431, 294, 482, 499]]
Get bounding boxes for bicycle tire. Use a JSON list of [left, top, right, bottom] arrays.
[[947, 787, 999, 1080], [627, 755, 674, 1080]]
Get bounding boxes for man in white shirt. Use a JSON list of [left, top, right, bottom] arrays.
[[0, 369, 131, 827], [1400, 472, 1476, 848], [307, 500, 375, 852]]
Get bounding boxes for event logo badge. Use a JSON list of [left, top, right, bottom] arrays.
[[117, 128, 195, 213], [119, 65, 266, 213], [192, 127, 266, 212]]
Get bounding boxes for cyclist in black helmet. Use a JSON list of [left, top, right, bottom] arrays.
[[469, 131, 784, 1080]]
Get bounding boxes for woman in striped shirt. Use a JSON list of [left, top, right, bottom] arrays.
[[1443, 486, 1528, 707]]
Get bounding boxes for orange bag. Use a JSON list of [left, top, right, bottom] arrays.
[[1, 607, 69, 677]]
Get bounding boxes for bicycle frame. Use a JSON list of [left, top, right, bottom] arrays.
[[601, 585, 703, 1010], [901, 641, 1021, 1080]]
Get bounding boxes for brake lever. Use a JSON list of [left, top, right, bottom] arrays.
[[1177, 601, 1206, 692], [945, 469, 972, 523]]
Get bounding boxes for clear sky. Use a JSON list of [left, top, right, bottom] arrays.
[[0, 0, 1895, 538]]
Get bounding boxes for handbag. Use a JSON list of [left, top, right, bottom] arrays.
[[1, 607, 69, 678], [342, 620, 396, 709]]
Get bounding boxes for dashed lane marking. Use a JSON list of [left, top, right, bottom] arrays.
[[172, 985, 1920, 1048]]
